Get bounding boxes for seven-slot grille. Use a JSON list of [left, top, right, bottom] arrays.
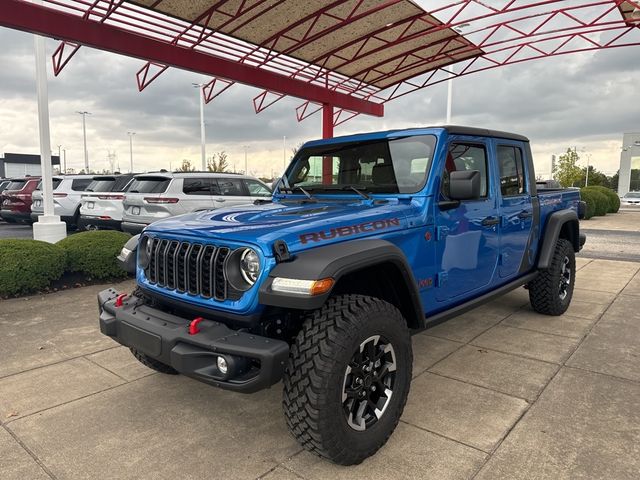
[[144, 237, 239, 301]]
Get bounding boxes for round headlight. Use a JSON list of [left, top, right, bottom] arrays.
[[240, 249, 260, 285], [225, 247, 261, 291]]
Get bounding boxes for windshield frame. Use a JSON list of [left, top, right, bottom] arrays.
[[279, 134, 437, 197]]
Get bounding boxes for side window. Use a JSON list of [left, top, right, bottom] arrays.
[[217, 178, 244, 196], [183, 178, 211, 195], [245, 179, 271, 197], [497, 145, 525, 196], [441, 143, 488, 199], [71, 179, 92, 191]]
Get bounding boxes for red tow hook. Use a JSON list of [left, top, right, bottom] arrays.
[[114, 293, 128, 308], [189, 317, 204, 335]]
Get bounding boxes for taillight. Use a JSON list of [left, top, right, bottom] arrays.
[[53, 193, 68, 198], [144, 197, 179, 204], [98, 194, 125, 200]]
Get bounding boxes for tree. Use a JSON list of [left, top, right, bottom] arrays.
[[207, 151, 229, 173], [553, 148, 582, 187], [579, 165, 609, 188], [177, 159, 195, 172]]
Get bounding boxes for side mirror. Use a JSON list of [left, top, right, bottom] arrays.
[[449, 170, 481, 201]]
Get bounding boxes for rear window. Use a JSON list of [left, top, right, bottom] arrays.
[[6, 180, 26, 191], [85, 178, 116, 192], [36, 178, 63, 191], [127, 177, 170, 194], [71, 179, 92, 191], [112, 176, 134, 192]]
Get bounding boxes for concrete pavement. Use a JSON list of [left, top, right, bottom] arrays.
[[1, 258, 640, 479]]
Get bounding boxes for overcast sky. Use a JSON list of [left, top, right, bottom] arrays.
[[0, 23, 638, 178]]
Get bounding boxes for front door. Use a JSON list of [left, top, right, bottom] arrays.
[[497, 143, 534, 278], [435, 139, 499, 302]]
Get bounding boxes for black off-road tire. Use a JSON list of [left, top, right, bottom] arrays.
[[528, 238, 575, 315], [283, 294, 412, 465], [130, 348, 178, 374]]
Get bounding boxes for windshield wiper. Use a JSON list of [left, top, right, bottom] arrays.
[[343, 185, 371, 200], [291, 186, 315, 201]]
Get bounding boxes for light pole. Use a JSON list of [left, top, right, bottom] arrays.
[[243, 145, 249, 174], [192, 83, 206, 171], [446, 23, 470, 124], [77, 111, 91, 172], [127, 131, 135, 173], [33, 2, 66, 243], [283, 135, 287, 171], [63, 148, 67, 174], [580, 147, 592, 187], [57, 144, 62, 174]]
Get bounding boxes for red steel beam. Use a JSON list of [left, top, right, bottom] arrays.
[[0, 0, 383, 117]]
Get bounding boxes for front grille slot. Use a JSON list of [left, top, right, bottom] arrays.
[[144, 237, 236, 302]]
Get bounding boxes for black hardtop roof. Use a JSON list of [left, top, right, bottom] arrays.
[[442, 126, 529, 142]]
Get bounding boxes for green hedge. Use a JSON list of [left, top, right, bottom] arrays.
[[583, 186, 620, 213], [0, 240, 66, 296], [57, 230, 131, 280], [580, 188, 608, 217]]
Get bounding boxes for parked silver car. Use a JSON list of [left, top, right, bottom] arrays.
[[78, 174, 136, 230], [621, 191, 640, 206], [120, 172, 272, 234], [30, 175, 94, 228]]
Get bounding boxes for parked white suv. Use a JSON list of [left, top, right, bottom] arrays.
[[78, 174, 135, 230], [30, 175, 94, 229], [121, 172, 272, 234]]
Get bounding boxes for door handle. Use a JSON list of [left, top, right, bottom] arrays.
[[214, 198, 226, 202], [481, 216, 500, 227], [518, 210, 532, 219]]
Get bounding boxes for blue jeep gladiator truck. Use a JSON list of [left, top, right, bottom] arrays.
[[99, 126, 586, 465]]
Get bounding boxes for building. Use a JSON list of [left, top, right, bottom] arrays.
[[618, 133, 640, 196], [0, 152, 60, 178]]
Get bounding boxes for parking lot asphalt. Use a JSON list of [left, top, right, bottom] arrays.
[[0, 221, 32, 239], [1, 256, 639, 480]]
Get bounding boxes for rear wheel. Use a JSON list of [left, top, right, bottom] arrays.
[[130, 348, 178, 374], [283, 295, 412, 465], [528, 238, 575, 315]]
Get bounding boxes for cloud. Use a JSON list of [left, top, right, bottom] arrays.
[[0, 24, 638, 178]]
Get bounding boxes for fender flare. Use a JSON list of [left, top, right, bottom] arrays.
[[258, 239, 424, 328], [537, 209, 580, 269]]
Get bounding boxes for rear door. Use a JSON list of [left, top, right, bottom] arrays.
[[497, 142, 534, 278], [435, 138, 500, 302], [180, 177, 217, 212], [213, 177, 250, 208]]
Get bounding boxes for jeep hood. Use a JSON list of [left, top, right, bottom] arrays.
[[144, 198, 420, 255]]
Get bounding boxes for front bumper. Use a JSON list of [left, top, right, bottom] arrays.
[[98, 288, 289, 393]]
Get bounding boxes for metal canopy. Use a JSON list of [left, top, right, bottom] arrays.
[[0, 0, 639, 129]]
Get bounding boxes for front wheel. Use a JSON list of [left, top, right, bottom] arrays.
[[528, 238, 575, 315], [283, 295, 412, 465]]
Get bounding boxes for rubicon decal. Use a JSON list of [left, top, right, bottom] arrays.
[[299, 218, 401, 244]]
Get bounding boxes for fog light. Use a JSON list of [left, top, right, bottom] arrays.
[[217, 356, 228, 375]]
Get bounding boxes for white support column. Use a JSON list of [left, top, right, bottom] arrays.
[[32, 19, 66, 243]]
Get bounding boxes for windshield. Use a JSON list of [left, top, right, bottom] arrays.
[[284, 135, 436, 195], [625, 192, 640, 198]]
